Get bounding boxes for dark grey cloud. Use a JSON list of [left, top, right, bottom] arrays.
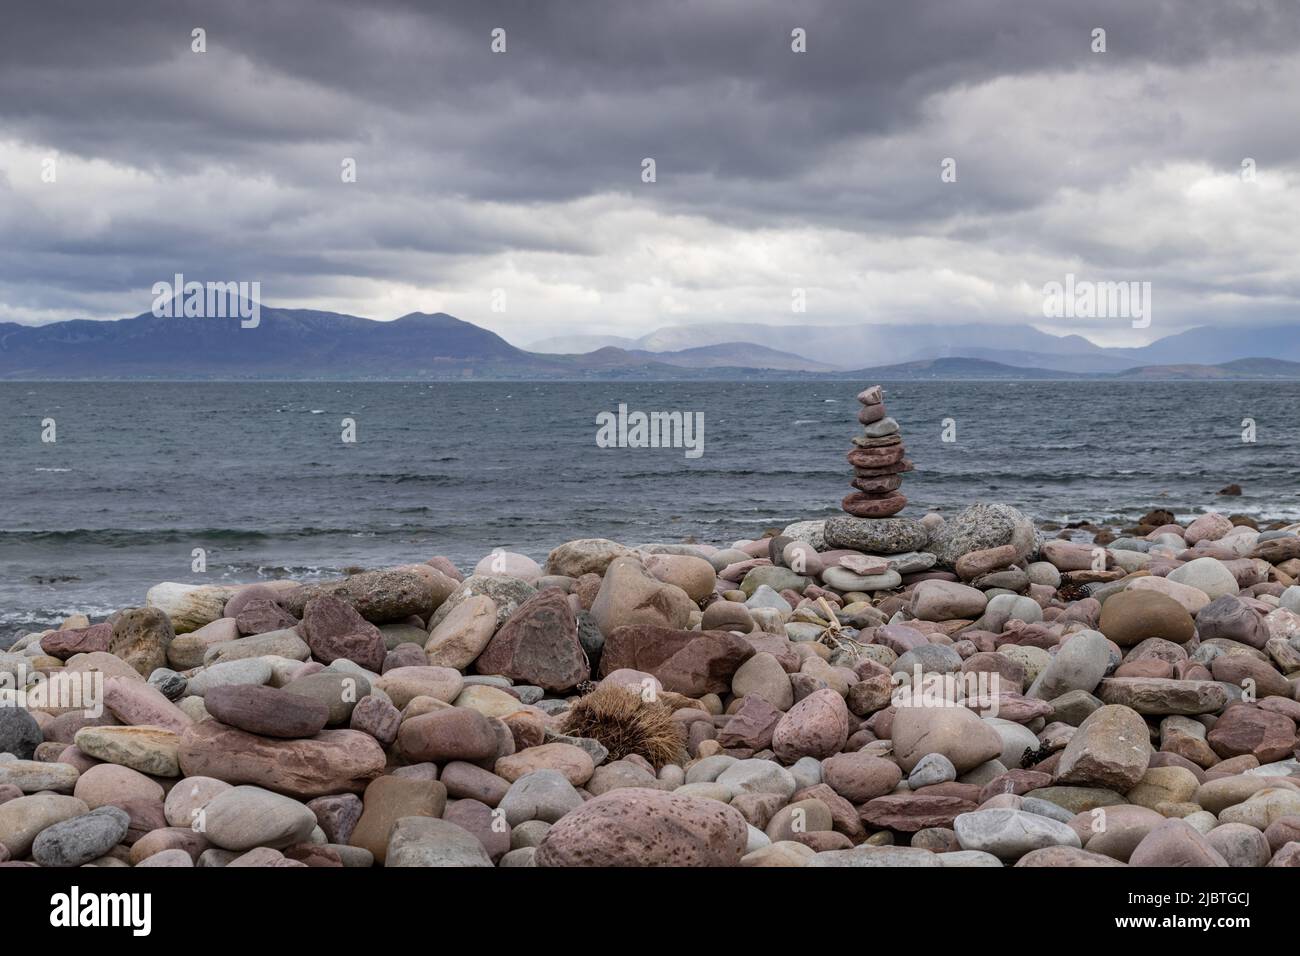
[[1, 0, 1298, 342]]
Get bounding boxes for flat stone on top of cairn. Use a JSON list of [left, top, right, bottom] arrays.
[[841, 384, 912, 518]]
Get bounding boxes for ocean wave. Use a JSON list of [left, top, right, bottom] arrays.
[[0, 526, 439, 545], [0, 604, 121, 629]]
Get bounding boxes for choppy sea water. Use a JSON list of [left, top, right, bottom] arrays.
[[2, 380, 1297, 639]]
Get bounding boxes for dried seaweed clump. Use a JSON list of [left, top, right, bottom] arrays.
[[562, 682, 685, 770]]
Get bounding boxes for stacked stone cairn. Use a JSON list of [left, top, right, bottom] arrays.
[[842, 384, 912, 519]]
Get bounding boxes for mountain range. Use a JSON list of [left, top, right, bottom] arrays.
[[532, 321, 1300, 374], [1, 307, 1297, 381]]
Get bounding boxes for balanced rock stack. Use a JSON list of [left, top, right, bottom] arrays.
[[842, 385, 912, 519]]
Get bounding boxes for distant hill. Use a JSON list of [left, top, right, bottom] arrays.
[[545, 320, 1116, 370], [535, 319, 1300, 372], [1112, 357, 1300, 380], [626, 342, 837, 372], [0, 309, 548, 379], [528, 332, 641, 353], [3, 307, 1300, 381], [842, 357, 1090, 380]]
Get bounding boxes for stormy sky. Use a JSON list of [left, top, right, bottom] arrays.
[[2, 0, 1298, 346]]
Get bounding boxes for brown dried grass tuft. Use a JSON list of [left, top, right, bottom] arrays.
[[562, 682, 686, 769]]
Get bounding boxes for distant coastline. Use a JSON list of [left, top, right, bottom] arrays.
[[4, 308, 1300, 381]]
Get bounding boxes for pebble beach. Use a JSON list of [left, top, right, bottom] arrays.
[[3, 386, 1300, 869]]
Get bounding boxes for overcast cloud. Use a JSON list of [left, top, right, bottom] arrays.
[[1, 0, 1298, 346]]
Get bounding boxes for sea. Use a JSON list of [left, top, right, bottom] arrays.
[[2, 380, 1297, 640]]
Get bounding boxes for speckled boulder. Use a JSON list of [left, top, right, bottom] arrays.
[[534, 788, 748, 867]]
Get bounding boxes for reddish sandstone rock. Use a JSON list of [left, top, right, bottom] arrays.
[[1056, 704, 1152, 791], [841, 492, 907, 518], [1129, 819, 1230, 867], [717, 696, 783, 751], [223, 584, 286, 618], [846, 445, 906, 470], [792, 783, 866, 840], [234, 599, 300, 637], [599, 625, 754, 697], [821, 752, 901, 803], [202, 684, 330, 739], [956, 546, 1019, 581], [177, 721, 385, 798], [1096, 677, 1228, 715], [129, 827, 210, 865], [349, 694, 401, 745], [599, 625, 692, 675], [1015, 846, 1126, 867], [397, 708, 499, 763], [535, 788, 748, 867], [41, 623, 112, 660], [1098, 590, 1194, 647], [890, 704, 1003, 773], [496, 743, 595, 787], [859, 794, 977, 832], [978, 770, 1053, 803], [1207, 704, 1298, 763], [1268, 843, 1300, 866], [1210, 656, 1292, 700], [102, 677, 193, 734], [655, 631, 755, 697], [772, 689, 849, 762], [298, 594, 385, 672], [1192, 596, 1271, 649], [305, 793, 362, 845], [589, 557, 694, 635], [474, 587, 589, 692]]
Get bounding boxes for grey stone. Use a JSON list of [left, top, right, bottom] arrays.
[[147, 668, 188, 700], [498, 769, 584, 826], [715, 759, 798, 800], [823, 567, 901, 592], [939, 850, 1005, 867], [790, 756, 822, 791], [1021, 797, 1075, 823], [823, 517, 929, 555], [1028, 630, 1110, 701], [929, 503, 1036, 568], [781, 520, 828, 551], [201, 785, 318, 851], [0, 709, 42, 760], [185, 657, 274, 696], [954, 809, 1082, 859], [808, 846, 942, 867], [428, 574, 537, 630], [386, 817, 493, 867], [31, 806, 130, 867], [908, 753, 957, 788]]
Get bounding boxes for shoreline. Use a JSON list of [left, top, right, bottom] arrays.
[[6, 506, 1299, 646], [3, 497, 1300, 868]]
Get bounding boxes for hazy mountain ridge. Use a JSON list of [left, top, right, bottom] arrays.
[[531, 319, 1300, 371], [3, 308, 1299, 380]]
